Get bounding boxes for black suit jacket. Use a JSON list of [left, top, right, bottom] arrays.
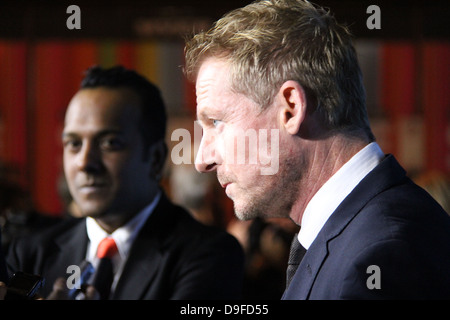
[[283, 155, 450, 299], [6, 193, 244, 299], [0, 231, 7, 283]]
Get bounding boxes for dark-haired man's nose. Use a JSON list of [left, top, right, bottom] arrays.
[[76, 141, 104, 174]]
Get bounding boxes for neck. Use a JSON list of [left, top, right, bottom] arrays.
[[94, 189, 159, 234], [95, 215, 131, 234], [288, 133, 369, 225]]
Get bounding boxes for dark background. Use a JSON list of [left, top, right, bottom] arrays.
[[0, 0, 449, 40]]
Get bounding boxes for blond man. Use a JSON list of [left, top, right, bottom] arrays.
[[184, 0, 450, 299]]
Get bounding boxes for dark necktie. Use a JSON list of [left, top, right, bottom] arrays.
[[92, 237, 118, 300], [286, 234, 306, 289]]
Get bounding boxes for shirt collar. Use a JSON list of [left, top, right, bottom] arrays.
[[86, 190, 161, 262], [298, 142, 384, 249]]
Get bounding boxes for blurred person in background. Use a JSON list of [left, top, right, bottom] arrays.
[[414, 171, 450, 215], [228, 217, 298, 299], [0, 163, 61, 254]]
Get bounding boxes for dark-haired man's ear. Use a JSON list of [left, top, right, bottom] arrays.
[[148, 140, 168, 182]]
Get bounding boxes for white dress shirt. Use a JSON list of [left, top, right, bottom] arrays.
[[85, 191, 161, 293], [298, 142, 384, 250]]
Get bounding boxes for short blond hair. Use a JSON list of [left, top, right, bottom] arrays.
[[185, 0, 373, 139]]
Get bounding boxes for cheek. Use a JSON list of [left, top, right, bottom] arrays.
[[104, 156, 130, 179], [63, 155, 76, 185], [228, 163, 263, 186], [107, 154, 150, 186]]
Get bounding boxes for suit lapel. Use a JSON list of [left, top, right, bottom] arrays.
[[112, 194, 174, 300], [112, 227, 162, 299], [283, 233, 328, 299], [318, 155, 406, 241], [283, 155, 407, 299], [51, 219, 88, 271], [40, 219, 88, 296]]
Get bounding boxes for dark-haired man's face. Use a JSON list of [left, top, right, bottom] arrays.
[[62, 87, 156, 227]]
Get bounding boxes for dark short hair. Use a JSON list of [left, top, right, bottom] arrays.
[[80, 65, 167, 148]]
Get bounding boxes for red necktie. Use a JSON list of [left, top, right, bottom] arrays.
[[96, 237, 118, 259], [93, 237, 118, 300]]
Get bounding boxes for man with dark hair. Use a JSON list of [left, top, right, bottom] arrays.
[[6, 65, 244, 300], [80, 66, 167, 152]]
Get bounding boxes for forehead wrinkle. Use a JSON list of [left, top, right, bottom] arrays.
[[196, 58, 237, 125], [195, 77, 216, 123]]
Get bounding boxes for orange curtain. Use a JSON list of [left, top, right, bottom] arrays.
[[422, 43, 450, 173], [0, 41, 28, 186], [31, 41, 97, 214]]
